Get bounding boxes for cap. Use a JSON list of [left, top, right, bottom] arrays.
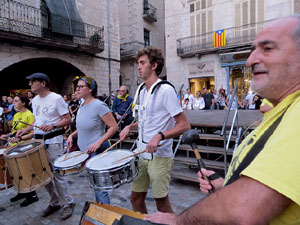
[[26, 73, 50, 82]]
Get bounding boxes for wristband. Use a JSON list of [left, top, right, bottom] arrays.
[[158, 131, 165, 140]]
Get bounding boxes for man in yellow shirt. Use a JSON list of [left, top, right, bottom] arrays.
[[145, 15, 300, 225]]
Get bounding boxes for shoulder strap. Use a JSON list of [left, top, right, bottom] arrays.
[[151, 80, 176, 94], [225, 108, 288, 186]]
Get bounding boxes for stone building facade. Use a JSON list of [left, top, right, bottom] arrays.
[[165, 0, 300, 97], [0, 0, 120, 97], [119, 0, 165, 95]]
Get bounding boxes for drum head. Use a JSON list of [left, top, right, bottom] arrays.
[[0, 147, 7, 155], [54, 151, 89, 168], [86, 149, 134, 170], [6, 142, 40, 156]]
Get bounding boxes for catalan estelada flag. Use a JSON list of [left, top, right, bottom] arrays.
[[214, 29, 226, 48]]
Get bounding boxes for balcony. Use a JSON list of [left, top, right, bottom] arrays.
[[143, 2, 157, 22], [177, 20, 268, 58], [120, 41, 145, 61], [0, 0, 104, 55]]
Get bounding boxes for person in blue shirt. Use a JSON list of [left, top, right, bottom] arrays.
[[112, 85, 134, 129]]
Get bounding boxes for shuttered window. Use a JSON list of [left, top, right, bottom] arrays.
[[189, 0, 213, 35]]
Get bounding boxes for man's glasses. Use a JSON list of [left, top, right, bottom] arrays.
[[76, 85, 88, 89]]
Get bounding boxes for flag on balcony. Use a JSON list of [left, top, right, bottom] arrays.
[[214, 29, 226, 48]]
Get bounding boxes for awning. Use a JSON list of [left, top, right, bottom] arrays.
[[44, 0, 84, 37]]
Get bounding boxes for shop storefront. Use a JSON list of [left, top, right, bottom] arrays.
[[219, 51, 252, 98], [188, 61, 216, 95]]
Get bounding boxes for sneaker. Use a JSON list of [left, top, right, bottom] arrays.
[[41, 205, 61, 217], [10, 193, 27, 202], [20, 195, 39, 207], [61, 203, 75, 220]]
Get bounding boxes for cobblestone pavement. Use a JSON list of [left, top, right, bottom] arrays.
[[0, 172, 206, 225]]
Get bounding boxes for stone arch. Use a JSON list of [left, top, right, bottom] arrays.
[[0, 57, 85, 96]]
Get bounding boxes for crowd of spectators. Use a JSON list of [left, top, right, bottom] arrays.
[[179, 86, 263, 111]]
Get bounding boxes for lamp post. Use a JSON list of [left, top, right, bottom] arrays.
[[106, 0, 112, 107]]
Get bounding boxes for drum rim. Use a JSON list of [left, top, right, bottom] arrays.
[[3, 139, 44, 158]]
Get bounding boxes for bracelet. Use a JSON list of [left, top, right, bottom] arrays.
[[158, 131, 165, 140]]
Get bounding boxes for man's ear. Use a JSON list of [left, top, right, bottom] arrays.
[[151, 62, 158, 72]]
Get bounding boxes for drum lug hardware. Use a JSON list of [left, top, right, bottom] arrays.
[[19, 176, 22, 180], [2, 168, 5, 171], [42, 168, 46, 171], [10, 177, 13, 180], [31, 174, 36, 178]]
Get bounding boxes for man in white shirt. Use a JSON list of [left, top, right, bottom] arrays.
[[120, 46, 190, 214], [18, 73, 74, 220]]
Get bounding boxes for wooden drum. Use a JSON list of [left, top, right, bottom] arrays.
[[4, 140, 53, 193], [0, 146, 12, 190]]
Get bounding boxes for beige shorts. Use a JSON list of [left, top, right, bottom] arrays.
[[132, 156, 173, 199]]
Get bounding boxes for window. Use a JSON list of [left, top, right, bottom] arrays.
[[189, 0, 213, 36], [144, 28, 150, 46]]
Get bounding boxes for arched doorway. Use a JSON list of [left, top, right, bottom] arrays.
[[0, 58, 85, 96]]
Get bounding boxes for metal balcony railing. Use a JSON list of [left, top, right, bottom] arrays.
[[177, 20, 268, 57], [0, 0, 104, 54], [120, 41, 145, 60], [143, 2, 157, 22]]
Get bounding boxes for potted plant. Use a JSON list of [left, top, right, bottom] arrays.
[[90, 33, 100, 47]]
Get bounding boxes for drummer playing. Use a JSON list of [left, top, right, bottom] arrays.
[[119, 46, 190, 214], [66, 76, 118, 204], [0, 95, 38, 207], [17, 73, 75, 220]]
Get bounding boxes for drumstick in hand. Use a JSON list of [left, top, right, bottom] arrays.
[[113, 150, 147, 164], [62, 151, 87, 161], [64, 148, 70, 160], [0, 137, 8, 141], [98, 139, 122, 157], [17, 120, 41, 129]]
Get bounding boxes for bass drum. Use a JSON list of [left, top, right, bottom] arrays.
[[0, 147, 12, 190], [4, 140, 53, 193]]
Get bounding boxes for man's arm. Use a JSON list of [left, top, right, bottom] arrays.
[[38, 113, 71, 132], [175, 176, 291, 225], [119, 122, 138, 140], [146, 112, 191, 153], [146, 176, 291, 224]]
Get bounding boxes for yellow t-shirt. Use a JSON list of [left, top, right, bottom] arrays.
[[10, 110, 35, 145], [225, 91, 300, 225]]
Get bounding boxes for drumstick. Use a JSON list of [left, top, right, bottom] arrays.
[[0, 137, 8, 141], [113, 150, 147, 163], [17, 120, 40, 129], [98, 139, 122, 157], [62, 151, 87, 161], [64, 148, 70, 160]]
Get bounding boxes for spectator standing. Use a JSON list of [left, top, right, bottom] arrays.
[[112, 85, 134, 129], [192, 91, 205, 110], [3, 96, 16, 133], [202, 88, 215, 110], [184, 88, 194, 106]]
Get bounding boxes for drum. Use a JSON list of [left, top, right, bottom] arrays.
[[54, 151, 89, 176], [80, 201, 145, 225], [85, 149, 138, 191], [4, 140, 53, 193], [0, 147, 12, 190]]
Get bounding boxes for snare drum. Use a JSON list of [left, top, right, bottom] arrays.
[[54, 151, 89, 176], [85, 149, 138, 191], [4, 140, 53, 193], [0, 147, 12, 190]]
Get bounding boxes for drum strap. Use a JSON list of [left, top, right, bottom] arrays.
[[34, 128, 65, 140], [225, 106, 289, 186]]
